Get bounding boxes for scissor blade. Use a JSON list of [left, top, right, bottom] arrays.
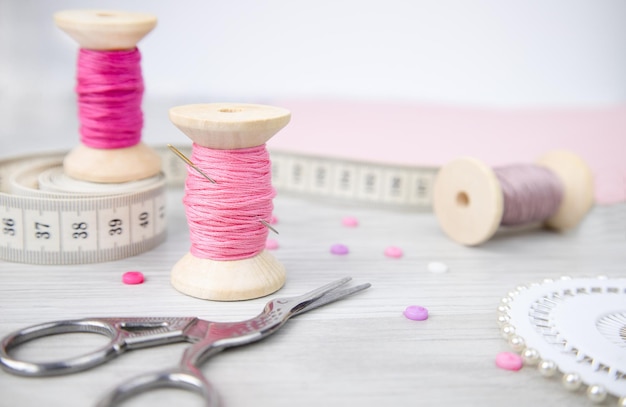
[[292, 282, 371, 316]]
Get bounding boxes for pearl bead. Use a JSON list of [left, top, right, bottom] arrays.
[[586, 384, 607, 403], [538, 360, 557, 377], [500, 324, 515, 338], [618, 396, 626, 407], [497, 314, 510, 325], [508, 335, 525, 352], [497, 305, 509, 313], [561, 372, 582, 391], [521, 348, 540, 366]]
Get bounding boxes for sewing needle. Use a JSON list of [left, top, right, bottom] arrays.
[[167, 144, 216, 184]]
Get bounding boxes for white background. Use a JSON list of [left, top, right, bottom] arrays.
[[1, 0, 625, 108]]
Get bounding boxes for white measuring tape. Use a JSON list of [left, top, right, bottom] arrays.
[[0, 151, 167, 265], [0, 147, 437, 265], [162, 147, 437, 208], [268, 151, 437, 209]]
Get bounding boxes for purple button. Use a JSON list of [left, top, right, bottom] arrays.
[[330, 244, 349, 255], [404, 305, 428, 321]]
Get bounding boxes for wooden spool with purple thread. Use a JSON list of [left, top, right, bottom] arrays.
[[433, 151, 594, 246]]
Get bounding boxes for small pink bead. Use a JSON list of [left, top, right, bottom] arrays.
[[495, 352, 523, 371], [384, 246, 403, 258], [403, 305, 428, 321], [341, 216, 359, 227], [330, 244, 349, 255], [265, 238, 279, 250], [122, 271, 144, 285]]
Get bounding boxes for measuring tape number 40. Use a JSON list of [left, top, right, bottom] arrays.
[[1, 147, 437, 265], [0, 152, 167, 265]]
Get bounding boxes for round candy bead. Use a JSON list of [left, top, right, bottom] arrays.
[[330, 244, 349, 255], [341, 216, 359, 227], [427, 261, 449, 273], [403, 305, 429, 321], [495, 352, 523, 371], [384, 246, 403, 258], [122, 271, 144, 285], [265, 238, 279, 250]]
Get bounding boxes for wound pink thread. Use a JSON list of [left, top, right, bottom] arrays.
[[494, 165, 564, 226], [76, 48, 144, 149], [183, 143, 275, 260]]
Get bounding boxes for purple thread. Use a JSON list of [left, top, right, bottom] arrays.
[[494, 165, 564, 226], [76, 48, 144, 149]]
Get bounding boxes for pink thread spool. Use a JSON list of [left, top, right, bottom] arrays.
[[433, 151, 594, 246], [54, 10, 161, 183], [169, 103, 291, 301]]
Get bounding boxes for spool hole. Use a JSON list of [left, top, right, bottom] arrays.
[[456, 191, 470, 207], [219, 108, 244, 113]]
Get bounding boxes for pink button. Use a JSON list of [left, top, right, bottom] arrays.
[[384, 246, 403, 258], [403, 305, 428, 321], [122, 271, 144, 285], [495, 352, 523, 371], [341, 216, 359, 227], [265, 238, 279, 250]]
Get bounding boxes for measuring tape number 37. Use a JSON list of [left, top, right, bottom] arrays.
[[1, 146, 437, 265], [0, 152, 167, 265]]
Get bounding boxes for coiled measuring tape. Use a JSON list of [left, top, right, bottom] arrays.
[[0, 147, 437, 265], [0, 151, 167, 265]]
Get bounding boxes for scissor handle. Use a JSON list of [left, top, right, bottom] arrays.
[[0, 318, 124, 377], [95, 366, 219, 407]]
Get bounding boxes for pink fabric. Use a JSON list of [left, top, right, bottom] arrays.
[[271, 100, 626, 204], [76, 48, 144, 149], [183, 143, 275, 260]]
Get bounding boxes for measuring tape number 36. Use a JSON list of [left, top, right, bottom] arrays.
[[1, 146, 437, 265], [0, 152, 167, 265]]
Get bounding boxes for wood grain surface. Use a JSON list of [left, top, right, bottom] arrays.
[[1, 184, 624, 406]]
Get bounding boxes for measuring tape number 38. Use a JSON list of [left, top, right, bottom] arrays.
[[0, 152, 167, 265], [0, 147, 437, 265]]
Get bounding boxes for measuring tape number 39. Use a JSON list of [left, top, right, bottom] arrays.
[[1, 146, 437, 265], [0, 152, 167, 265]]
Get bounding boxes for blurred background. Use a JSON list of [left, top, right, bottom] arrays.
[[1, 0, 625, 202]]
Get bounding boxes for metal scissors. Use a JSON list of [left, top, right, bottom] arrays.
[[0, 277, 370, 406]]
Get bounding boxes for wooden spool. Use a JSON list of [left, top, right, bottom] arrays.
[[54, 10, 161, 183], [169, 103, 291, 301], [433, 150, 594, 246]]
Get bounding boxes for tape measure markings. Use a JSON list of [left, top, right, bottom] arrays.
[[1, 145, 436, 264], [0, 189, 167, 264], [268, 150, 437, 209], [0, 153, 167, 265], [158, 145, 437, 209]]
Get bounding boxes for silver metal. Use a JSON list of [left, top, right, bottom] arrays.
[[0, 277, 370, 406], [167, 143, 216, 184], [259, 218, 279, 234]]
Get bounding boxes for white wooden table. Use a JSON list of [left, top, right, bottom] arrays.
[[0, 177, 624, 406]]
